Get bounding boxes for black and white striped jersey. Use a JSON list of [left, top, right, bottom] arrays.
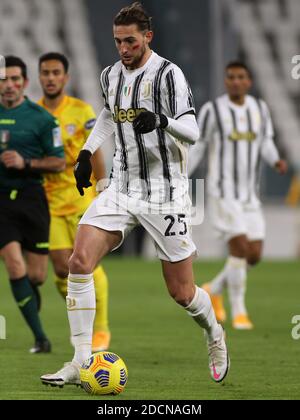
[[100, 51, 195, 203], [195, 94, 280, 205]]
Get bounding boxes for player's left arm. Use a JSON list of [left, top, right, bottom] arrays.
[[133, 66, 199, 144], [260, 101, 288, 175]]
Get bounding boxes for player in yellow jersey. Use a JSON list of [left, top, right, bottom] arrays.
[[37, 52, 110, 351]]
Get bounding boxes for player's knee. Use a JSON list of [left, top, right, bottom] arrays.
[[168, 288, 193, 307], [229, 236, 248, 259], [5, 257, 25, 279], [231, 243, 248, 259], [54, 265, 69, 279], [29, 270, 47, 285], [247, 253, 261, 266], [69, 251, 93, 274]]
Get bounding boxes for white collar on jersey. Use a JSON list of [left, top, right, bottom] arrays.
[[225, 94, 250, 110], [121, 50, 156, 77]]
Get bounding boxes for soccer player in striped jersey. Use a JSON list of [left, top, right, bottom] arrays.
[[190, 61, 287, 329], [41, 2, 230, 387]]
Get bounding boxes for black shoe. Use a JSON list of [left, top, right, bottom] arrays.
[[29, 339, 51, 354]]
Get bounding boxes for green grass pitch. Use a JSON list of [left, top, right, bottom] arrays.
[[0, 258, 299, 400]]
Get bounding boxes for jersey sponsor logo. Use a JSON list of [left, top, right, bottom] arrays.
[[52, 126, 63, 147], [112, 105, 146, 124], [84, 119, 96, 130], [228, 129, 256, 142], [65, 123, 77, 135]]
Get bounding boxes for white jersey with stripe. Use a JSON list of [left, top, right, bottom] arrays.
[[196, 94, 280, 206], [100, 51, 195, 204]]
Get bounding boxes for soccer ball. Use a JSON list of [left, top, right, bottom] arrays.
[[80, 351, 128, 395]]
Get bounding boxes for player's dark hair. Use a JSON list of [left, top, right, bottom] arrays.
[[4, 55, 27, 79], [114, 2, 152, 32], [39, 52, 69, 73], [225, 61, 252, 78]]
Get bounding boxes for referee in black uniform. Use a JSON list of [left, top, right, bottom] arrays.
[[0, 56, 65, 353]]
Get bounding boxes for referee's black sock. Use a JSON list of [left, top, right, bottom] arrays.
[[30, 283, 41, 312], [10, 275, 47, 342]]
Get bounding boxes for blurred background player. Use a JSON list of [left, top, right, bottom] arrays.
[[189, 61, 287, 329], [0, 55, 65, 352], [38, 52, 111, 352]]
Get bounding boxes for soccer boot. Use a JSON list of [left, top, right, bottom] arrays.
[[40, 361, 81, 388], [29, 339, 51, 354], [206, 324, 230, 383], [232, 314, 254, 330], [202, 283, 227, 323], [92, 330, 111, 352]]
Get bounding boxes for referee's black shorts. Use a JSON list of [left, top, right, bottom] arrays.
[[0, 184, 50, 254]]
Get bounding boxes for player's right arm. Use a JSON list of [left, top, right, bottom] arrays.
[[259, 100, 287, 175], [188, 101, 215, 176], [74, 67, 115, 195], [74, 108, 114, 195]]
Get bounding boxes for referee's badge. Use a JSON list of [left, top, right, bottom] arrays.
[[52, 126, 63, 147], [0, 130, 10, 150]]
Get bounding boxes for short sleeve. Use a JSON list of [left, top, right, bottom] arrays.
[[100, 66, 112, 111], [163, 65, 195, 120]]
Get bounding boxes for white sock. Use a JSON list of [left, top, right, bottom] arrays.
[[226, 256, 247, 318], [185, 286, 221, 343], [209, 262, 229, 295], [67, 273, 96, 366]]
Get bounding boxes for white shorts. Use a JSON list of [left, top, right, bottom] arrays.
[[79, 186, 197, 262], [208, 196, 265, 242]]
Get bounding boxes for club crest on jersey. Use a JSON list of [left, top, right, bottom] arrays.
[[113, 105, 146, 123], [141, 81, 152, 98], [228, 129, 256, 142], [65, 124, 77, 135]]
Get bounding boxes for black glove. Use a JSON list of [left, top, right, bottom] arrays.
[[133, 111, 168, 134], [74, 150, 92, 196]]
